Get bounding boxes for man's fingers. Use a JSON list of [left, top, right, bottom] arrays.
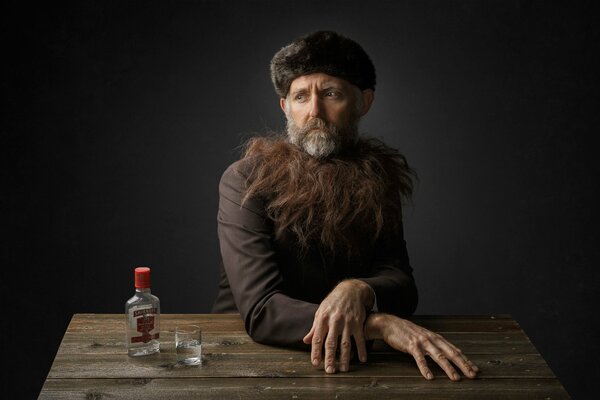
[[434, 337, 478, 379], [353, 325, 368, 363], [338, 329, 352, 372], [425, 343, 460, 381], [411, 347, 434, 380], [469, 359, 480, 372], [324, 320, 341, 374], [303, 326, 314, 344], [310, 322, 325, 367], [449, 348, 477, 378]]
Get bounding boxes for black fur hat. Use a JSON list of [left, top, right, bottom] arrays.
[[270, 31, 376, 98]]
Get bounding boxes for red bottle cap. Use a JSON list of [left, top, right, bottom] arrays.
[[134, 267, 151, 288]]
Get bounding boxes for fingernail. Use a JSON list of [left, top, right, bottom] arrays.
[[453, 374, 460, 380], [360, 355, 367, 363], [326, 366, 334, 374], [312, 358, 318, 366], [340, 365, 348, 372], [426, 372, 433, 380]]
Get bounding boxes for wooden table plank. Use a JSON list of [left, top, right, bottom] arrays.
[[56, 331, 540, 356], [46, 352, 556, 379], [64, 314, 522, 334], [39, 377, 570, 400], [65, 314, 247, 333]]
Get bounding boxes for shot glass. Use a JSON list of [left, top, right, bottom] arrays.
[[175, 325, 202, 365]]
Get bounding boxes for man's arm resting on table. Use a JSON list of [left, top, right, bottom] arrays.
[[218, 161, 318, 348], [364, 313, 480, 381], [302, 233, 418, 374]]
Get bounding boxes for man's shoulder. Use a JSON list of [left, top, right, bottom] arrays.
[[220, 156, 267, 199], [219, 156, 268, 214], [221, 157, 258, 184]]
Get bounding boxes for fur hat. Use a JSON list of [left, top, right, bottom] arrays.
[[270, 31, 376, 98]]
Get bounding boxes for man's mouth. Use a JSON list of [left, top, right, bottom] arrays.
[[306, 129, 328, 137]]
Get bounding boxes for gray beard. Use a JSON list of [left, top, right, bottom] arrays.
[[286, 116, 360, 160]]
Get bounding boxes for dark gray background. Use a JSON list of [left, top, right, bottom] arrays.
[[3, 1, 598, 398]]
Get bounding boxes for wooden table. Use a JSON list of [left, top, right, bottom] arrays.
[[38, 314, 570, 399]]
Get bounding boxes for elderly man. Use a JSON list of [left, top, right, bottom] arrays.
[[213, 31, 479, 381]]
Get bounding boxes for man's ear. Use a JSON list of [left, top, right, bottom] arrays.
[[360, 89, 375, 116], [279, 97, 287, 114]]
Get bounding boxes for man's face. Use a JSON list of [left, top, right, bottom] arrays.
[[281, 73, 367, 159]]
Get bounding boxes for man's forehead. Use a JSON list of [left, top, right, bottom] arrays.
[[289, 73, 352, 92]]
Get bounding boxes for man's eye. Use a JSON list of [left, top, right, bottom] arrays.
[[326, 91, 341, 98], [295, 94, 306, 101]]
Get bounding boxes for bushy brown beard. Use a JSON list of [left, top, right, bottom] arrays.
[[241, 135, 416, 258]]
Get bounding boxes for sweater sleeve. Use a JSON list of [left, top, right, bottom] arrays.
[[358, 223, 419, 317], [217, 161, 317, 349]]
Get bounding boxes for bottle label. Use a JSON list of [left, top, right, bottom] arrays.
[[128, 305, 160, 344]]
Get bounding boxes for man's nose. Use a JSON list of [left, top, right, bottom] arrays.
[[308, 96, 323, 118]]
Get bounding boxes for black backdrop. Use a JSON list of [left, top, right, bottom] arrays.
[[3, 1, 598, 398]]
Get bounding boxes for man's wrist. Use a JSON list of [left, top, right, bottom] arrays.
[[344, 279, 375, 311], [364, 312, 388, 341]]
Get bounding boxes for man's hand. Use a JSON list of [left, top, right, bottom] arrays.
[[302, 279, 374, 373], [365, 313, 480, 381]]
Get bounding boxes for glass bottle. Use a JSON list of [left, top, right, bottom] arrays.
[[125, 266, 160, 356]]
